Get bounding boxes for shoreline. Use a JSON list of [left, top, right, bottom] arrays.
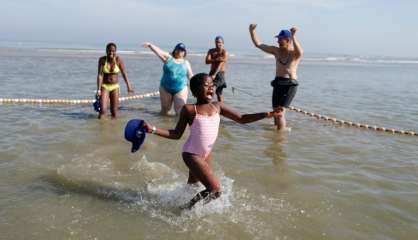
[[1, 46, 418, 65]]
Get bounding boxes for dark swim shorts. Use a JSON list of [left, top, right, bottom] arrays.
[[271, 77, 299, 108], [213, 72, 227, 95]]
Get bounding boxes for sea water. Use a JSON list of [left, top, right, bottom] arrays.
[[0, 46, 417, 240]]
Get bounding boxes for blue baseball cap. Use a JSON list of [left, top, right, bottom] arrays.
[[275, 30, 291, 39], [215, 35, 224, 42], [93, 95, 101, 112], [174, 42, 186, 51], [124, 119, 147, 153]]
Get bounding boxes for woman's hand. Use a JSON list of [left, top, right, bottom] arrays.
[[249, 24, 257, 32], [143, 42, 152, 48], [127, 84, 134, 94], [142, 42, 169, 63]]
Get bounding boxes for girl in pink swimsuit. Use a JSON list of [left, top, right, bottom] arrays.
[[143, 73, 279, 209]]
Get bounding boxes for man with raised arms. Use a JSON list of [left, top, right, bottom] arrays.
[[249, 24, 303, 130]]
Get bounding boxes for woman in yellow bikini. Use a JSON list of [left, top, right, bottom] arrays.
[[97, 42, 134, 119]]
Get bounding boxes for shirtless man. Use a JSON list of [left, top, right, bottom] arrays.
[[205, 36, 228, 102], [249, 24, 303, 130]]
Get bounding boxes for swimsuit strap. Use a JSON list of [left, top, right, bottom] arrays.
[[209, 103, 218, 114], [194, 103, 218, 116]]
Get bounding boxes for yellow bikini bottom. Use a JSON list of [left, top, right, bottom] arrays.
[[101, 83, 120, 92]]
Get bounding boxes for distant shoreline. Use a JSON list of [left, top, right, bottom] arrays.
[[1, 45, 417, 66]]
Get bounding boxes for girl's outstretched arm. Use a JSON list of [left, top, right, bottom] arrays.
[[143, 42, 170, 63], [220, 102, 276, 124], [143, 106, 189, 139]]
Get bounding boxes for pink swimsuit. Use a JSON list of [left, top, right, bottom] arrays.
[[182, 104, 220, 158]]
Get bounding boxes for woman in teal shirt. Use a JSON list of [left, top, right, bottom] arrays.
[[143, 42, 193, 115]]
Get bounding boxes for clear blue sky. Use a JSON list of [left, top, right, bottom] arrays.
[[2, 0, 418, 57]]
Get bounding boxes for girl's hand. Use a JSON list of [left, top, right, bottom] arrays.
[[96, 89, 101, 97], [143, 121, 153, 133], [266, 111, 280, 118], [143, 42, 152, 48], [272, 107, 284, 117], [273, 111, 283, 118]]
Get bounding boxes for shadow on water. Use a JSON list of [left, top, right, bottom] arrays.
[[35, 172, 203, 218], [37, 172, 145, 204]]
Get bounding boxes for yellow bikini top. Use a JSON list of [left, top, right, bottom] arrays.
[[102, 57, 120, 74]]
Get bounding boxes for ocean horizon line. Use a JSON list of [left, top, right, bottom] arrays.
[[1, 40, 418, 65]]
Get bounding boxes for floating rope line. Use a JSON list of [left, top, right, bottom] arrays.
[[288, 106, 418, 137], [0, 91, 160, 105], [230, 87, 417, 137], [1, 88, 416, 137]]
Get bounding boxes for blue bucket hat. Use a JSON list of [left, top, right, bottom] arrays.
[[93, 95, 101, 112], [124, 119, 147, 153], [215, 35, 224, 42], [275, 29, 291, 39], [174, 42, 186, 51]]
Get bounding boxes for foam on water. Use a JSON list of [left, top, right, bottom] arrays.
[[128, 156, 235, 225], [52, 153, 235, 226], [130, 155, 179, 183], [124, 156, 301, 234]]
